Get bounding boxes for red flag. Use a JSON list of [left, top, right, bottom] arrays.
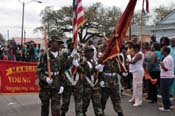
[[142, 0, 149, 14], [73, 0, 85, 47], [146, 0, 149, 13], [102, 0, 137, 63]]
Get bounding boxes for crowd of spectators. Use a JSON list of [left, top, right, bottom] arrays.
[[0, 40, 42, 62], [119, 35, 175, 111]]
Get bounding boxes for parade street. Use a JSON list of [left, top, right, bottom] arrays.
[[0, 93, 174, 116]]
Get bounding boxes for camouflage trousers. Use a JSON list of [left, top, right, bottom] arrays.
[[83, 86, 104, 116], [39, 88, 61, 116], [101, 86, 123, 113], [61, 84, 83, 116]]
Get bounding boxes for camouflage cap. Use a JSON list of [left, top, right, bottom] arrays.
[[50, 36, 64, 44]]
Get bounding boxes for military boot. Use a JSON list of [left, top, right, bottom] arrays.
[[117, 112, 124, 116], [99, 114, 105, 116], [83, 112, 87, 116], [61, 112, 66, 116]]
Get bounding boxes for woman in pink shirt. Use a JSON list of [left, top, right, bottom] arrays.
[[159, 46, 174, 111]]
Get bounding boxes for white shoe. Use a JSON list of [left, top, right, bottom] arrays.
[[128, 99, 134, 103], [170, 97, 174, 101], [170, 106, 174, 109], [158, 107, 171, 112], [157, 94, 162, 98], [133, 103, 142, 107]]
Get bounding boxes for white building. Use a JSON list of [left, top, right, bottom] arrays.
[[151, 9, 175, 41]]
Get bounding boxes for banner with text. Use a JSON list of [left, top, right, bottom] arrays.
[[0, 60, 39, 93]]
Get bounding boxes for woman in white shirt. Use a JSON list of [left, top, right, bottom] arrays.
[[127, 44, 144, 107], [159, 46, 174, 111]]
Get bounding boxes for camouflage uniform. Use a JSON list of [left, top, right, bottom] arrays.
[[81, 46, 104, 116], [101, 58, 124, 116], [37, 37, 65, 116], [61, 49, 84, 116]]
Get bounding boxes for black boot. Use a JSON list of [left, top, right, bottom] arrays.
[[61, 112, 66, 116], [118, 112, 124, 116], [83, 112, 87, 116]]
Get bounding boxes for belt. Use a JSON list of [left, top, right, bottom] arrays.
[[103, 72, 117, 77], [45, 71, 59, 76]]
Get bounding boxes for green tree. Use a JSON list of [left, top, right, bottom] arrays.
[[153, 5, 175, 25], [34, 6, 73, 38], [35, 2, 122, 43], [80, 3, 122, 42]]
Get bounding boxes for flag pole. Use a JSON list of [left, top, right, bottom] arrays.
[[140, 0, 144, 49], [141, 0, 156, 84], [44, 31, 51, 79]]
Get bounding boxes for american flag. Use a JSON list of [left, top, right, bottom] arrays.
[[72, 0, 85, 47]]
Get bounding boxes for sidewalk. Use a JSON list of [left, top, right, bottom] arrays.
[[124, 88, 175, 109]]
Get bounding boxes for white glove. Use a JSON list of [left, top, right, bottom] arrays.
[[46, 77, 53, 84], [58, 86, 64, 94], [100, 81, 105, 87], [122, 72, 128, 77], [71, 49, 77, 57], [73, 59, 79, 67], [61, 48, 68, 54], [95, 64, 104, 72]]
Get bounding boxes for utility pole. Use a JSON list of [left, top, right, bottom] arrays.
[[7, 30, 9, 46], [18, 0, 42, 45], [21, 2, 25, 45], [24, 30, 26, 43]]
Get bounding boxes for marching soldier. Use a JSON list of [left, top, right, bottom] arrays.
[[61, 39, 84, 116], [37, 36, 65, 116], [97, 57, 125, 116], [81, 45, 104, 116]]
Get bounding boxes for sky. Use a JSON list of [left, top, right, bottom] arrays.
[[0, 0, 174, 40]]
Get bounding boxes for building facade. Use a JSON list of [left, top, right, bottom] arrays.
[[151, 9, 175, 41]]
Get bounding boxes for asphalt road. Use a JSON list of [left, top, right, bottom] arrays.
[[0, 93, 174, 116]]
